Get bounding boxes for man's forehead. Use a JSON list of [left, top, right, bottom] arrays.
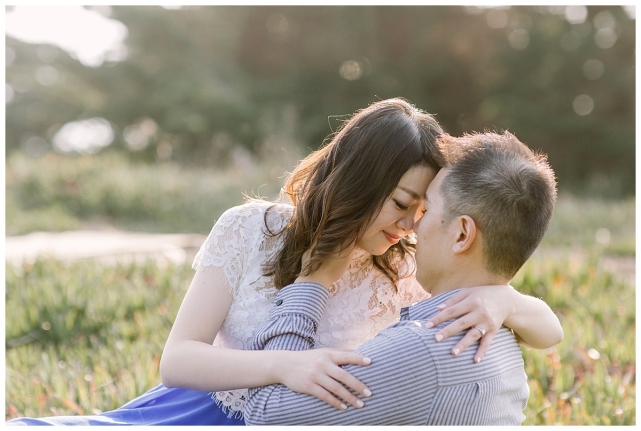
[[426, 168, 449, 199]]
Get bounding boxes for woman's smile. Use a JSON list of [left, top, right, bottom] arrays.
[[383, 231, 403, 244]]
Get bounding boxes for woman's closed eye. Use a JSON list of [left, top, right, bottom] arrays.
[[394, 200, 410, 211]]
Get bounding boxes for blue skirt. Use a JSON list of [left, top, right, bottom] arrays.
[[7, 384, 245, 426]]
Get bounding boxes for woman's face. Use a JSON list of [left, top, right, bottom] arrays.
[[356, 165, 437, 255]]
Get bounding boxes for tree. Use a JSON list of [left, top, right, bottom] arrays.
[[5, 6, 635, 193]]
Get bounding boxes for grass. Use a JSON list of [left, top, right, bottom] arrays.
[[4, 152, 636, 424], [6, 151, 296, 236], [5, 259, 193, 417], [542, 193, 635, 256], [514, 252, 635, 425]]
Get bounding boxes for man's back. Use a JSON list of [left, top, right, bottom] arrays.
[[246, 287, 529, 425], [415, 317, 528, 425]]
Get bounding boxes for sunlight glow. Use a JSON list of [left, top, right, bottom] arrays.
[[582, 59, 604, 80], [53, 118, 114, 153], [486, 9, 508, 28], [572, 94, 594, 116], [339, 60, 363, 81], [5, 6, 128, 67], [564, 6, 588, 25], [508, 29, 529, 50]]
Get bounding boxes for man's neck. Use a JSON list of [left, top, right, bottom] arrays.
[[428, 267, 507, 296]]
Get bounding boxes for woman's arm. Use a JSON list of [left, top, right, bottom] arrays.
[[425, 285, 563, 362], [159, 266, 369, 409]]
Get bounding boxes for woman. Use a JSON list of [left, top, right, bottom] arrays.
[[8, 98, 562, 425]]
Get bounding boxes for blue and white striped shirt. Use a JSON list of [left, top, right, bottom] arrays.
[[245, 282, 529, 425]]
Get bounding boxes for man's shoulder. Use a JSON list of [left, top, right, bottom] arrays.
[[420, 325, 524, 387], [345, 321, 527, 426], [378, 322, 523, 377]]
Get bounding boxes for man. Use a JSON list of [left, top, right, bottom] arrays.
[[244, 131, 559, 425]]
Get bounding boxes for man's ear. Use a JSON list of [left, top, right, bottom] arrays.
[[452, 215, 477, 254]]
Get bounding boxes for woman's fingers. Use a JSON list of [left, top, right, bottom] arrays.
[[432, 308, 476, 342], [286, 349, 372, 409], [448, 325, 482, 356], [434, 289, 472, 310], [447, 325, 491, 357], [332, 350, 372, 366], [317, 374, 364, 409], [425, 285, 518, 361], [309, 385, 349, 410], [427, 300, 473, 329], [328, 364, 371, 399], [473, 331, 496, 363], [326, 351, 372, 399]]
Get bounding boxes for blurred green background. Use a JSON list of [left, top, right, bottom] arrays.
[[5, 5, 636, 425], [6, 5, 635, 198]]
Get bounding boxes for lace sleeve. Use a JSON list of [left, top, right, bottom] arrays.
[[192, 204, 259, 297]]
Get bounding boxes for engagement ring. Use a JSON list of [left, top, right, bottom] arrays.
[[472, 326, 486, 337]]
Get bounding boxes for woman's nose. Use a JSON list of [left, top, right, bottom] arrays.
[[397, 213, 415, 232]]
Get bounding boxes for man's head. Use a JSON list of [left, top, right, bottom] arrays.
[[414, 131, 557, 292]]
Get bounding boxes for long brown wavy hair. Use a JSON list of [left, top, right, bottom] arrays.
[[263, 98, 445, 290]]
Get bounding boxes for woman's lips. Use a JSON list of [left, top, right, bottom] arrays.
[[383, 231, 402, 244]]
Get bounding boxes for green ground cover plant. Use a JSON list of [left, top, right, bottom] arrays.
[[5, 247, 635, 424], [5, 153, 635, 424]]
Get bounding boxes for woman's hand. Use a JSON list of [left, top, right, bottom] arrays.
[[426, 285, 563, 363], [426, 285, 516, 363], [274, 348, 372, 410]]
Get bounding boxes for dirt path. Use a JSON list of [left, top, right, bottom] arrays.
[[5, 229, 206, 266], [5, 230, 634, 287]]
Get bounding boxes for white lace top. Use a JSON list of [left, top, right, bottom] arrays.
[[192, 200, 428, 418]]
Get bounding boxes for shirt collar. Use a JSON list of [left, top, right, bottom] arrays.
[[400, 288, 465, 321]]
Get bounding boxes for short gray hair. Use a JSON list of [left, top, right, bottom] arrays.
[[438, 132, 557, 278]]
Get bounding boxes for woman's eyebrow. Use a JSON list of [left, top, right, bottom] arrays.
[[397, 186, 422, 199]]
